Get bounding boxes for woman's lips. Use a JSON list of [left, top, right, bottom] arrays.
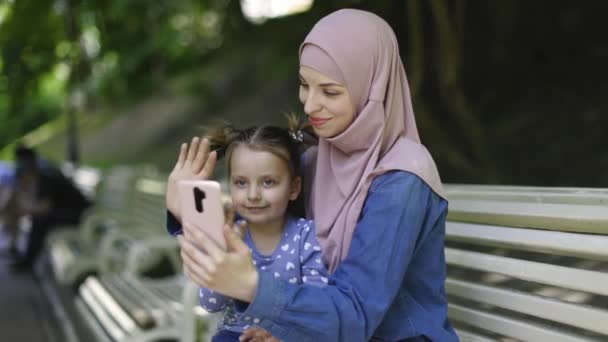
[[308, 117, 330, 127]]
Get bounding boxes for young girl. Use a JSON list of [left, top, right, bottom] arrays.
[[172, 123, 328, 342]]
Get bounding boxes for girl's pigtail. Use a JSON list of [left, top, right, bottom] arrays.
[[205, 121, 239, 160], [285, 112, 318, 147]]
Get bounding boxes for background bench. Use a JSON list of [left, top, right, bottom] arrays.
[[444, 185, 608, 341], [45, 166, 168, 286], [38, 164, 608, 342], [74, 237, 219, 342], [38, 165, 220, 342]]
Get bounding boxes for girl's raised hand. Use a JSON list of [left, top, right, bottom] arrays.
[[166, 137, 217, 220]]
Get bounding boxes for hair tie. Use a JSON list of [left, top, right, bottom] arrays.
[[289, 129, 304, 143]]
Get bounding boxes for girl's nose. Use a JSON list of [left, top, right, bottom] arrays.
[[247, 185, 261, 201]]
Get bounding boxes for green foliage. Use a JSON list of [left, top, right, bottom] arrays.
[[1, 0, 606, 186], [0, 0, 233, 149]]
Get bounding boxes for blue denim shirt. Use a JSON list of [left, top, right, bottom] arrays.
[[168, 171, 457, 341]]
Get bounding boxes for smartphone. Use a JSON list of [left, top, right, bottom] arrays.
[[178, 180, 226, 250]]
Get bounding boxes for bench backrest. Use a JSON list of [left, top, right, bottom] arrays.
[[97, 173, 172, 274], [444, 185, 608, 341]]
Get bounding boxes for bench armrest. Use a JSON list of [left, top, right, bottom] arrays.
[[119, 236, 180, 277]]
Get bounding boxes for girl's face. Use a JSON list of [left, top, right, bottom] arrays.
[[298, 66, 355, 138], [229, 145, 301, 229]]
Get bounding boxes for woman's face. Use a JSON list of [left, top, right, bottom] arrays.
[[298, 66, 355, 138]]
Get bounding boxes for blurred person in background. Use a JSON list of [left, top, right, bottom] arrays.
[[0, 161, 20, 257], [8, 145, 92, 272]]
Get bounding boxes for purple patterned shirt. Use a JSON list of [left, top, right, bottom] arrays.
[[199, 216, 329, 333]]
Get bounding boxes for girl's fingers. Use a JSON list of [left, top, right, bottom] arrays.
[[239, 330, 254, 341], [247, 329, 278, 342], [192, 138, 210, 174], [185, 137, 200, 166], [172, 143, 188, 171], [224, 205, 235, 225], [224, 224, 249, 253], [236, 220, 247, 240], [199, 150, 217, 178], [240, 328, 270, 342]]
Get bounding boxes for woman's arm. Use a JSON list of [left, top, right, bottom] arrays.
[[241, 172, 436, 341]]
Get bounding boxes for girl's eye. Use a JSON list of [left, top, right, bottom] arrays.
[[263, 179, 276, 187], [324, 90, 339, 97], [233, 179, 247, 188], [299, 82, 309, 89]]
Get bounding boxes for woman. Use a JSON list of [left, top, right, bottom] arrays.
[[168, 9, 458, 342]]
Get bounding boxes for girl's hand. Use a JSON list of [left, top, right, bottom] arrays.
[[225, 208, 248, 241], [240, 328, 281, 342], [166, 137, 217, 220], [179, 221, 258, 302]]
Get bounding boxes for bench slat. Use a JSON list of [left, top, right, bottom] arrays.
[[79, 284, 127, 341], [104, 275, 159, 328], [146, 283, 181, 309], [446, 222, 608, 260], [445, 248, 608, 296], [448, 303, 600, 342], [85, 277, 138, 333], [49, 241, 73, 277], [446, 278, 608, 335], [116, 275, 170, 326], [74, 297, 113, 342], [453, 329, 498, 342], [445, 189, 608, 206], [448, 200, 608, 234], [99, 276, 146, 323], [445, 184, 608, 196]]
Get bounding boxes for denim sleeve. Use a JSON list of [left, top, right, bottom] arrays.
[[166, 210, 183, 235], [241, 172, 432, 341]]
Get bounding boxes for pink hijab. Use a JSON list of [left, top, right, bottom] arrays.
[[300, 9, 445, 272]]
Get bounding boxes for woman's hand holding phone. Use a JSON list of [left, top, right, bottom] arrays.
[[179, 220, 258, 302], [166, 137, 217, 221]]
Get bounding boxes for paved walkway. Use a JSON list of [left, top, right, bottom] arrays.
[[0, 230, 62, 341]]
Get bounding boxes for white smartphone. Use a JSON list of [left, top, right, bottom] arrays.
[[178, 180, 226, 250]]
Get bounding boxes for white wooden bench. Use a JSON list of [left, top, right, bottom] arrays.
[[53, 168, 608, 341], [46, 169, 169, 286], [444, 185, 608, 341], [45, 166, 140, 285], [75, 236, 220, 342], [35, 166, 219, 341]]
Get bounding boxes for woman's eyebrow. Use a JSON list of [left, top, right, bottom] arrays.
[[299, 74, 341, 87], [319, 82, 341, 87]]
